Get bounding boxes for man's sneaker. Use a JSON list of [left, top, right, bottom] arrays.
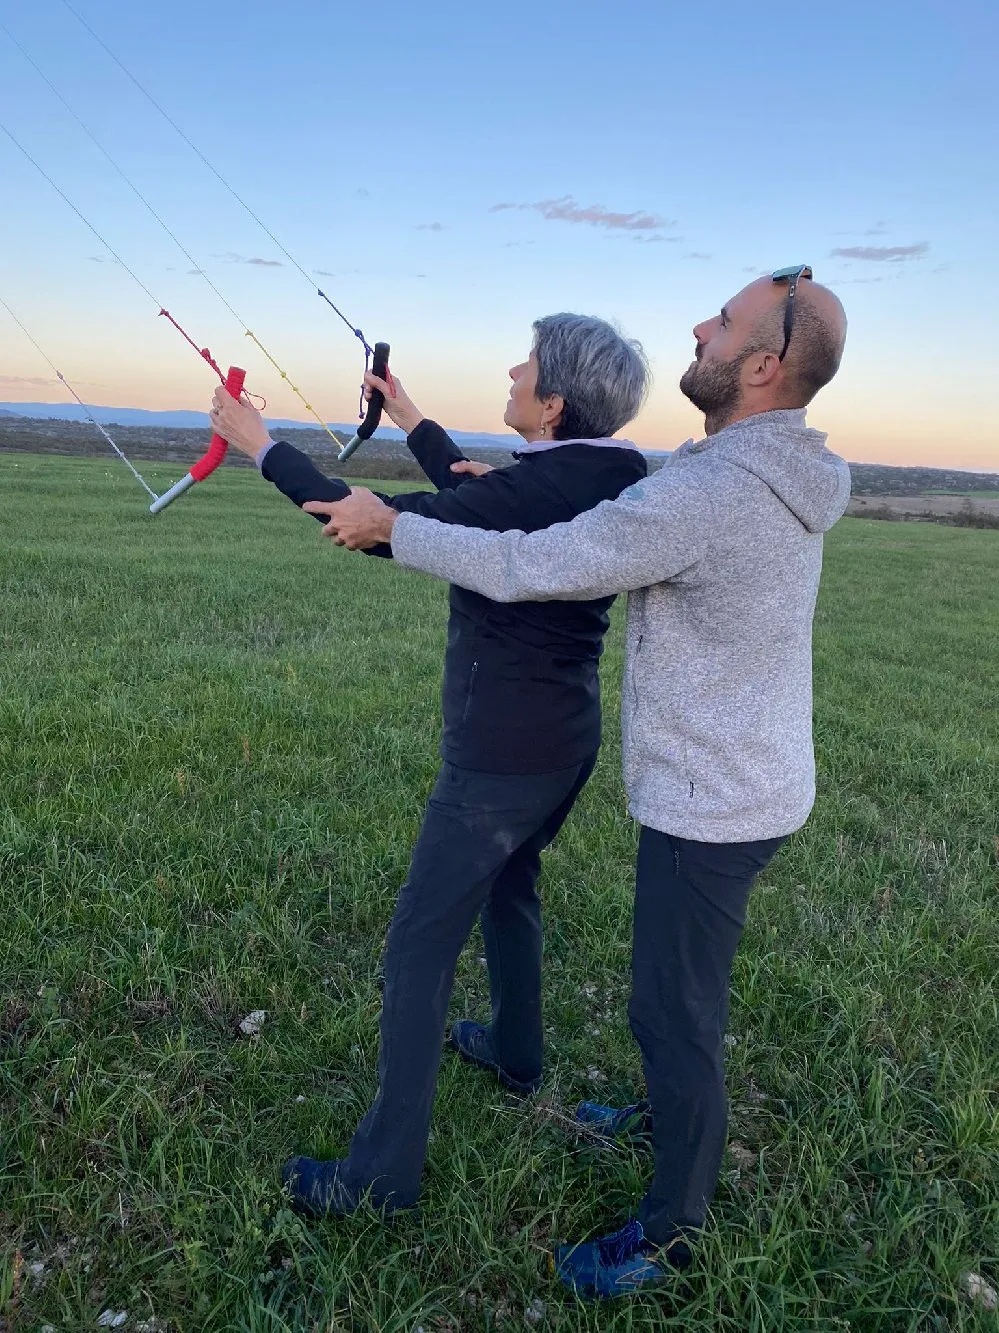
[[553, 1219, 688, 1299], [449, 1020, 542, 1095], [575, 1100, 652, 1143]]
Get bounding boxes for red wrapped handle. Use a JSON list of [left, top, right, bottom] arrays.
[[191, 365, 246, 482]]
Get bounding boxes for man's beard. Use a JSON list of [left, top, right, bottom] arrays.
[[679, 353, 743, 418]]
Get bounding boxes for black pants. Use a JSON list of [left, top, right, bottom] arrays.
[[341, 754, 597, 1207], [630, 826, 785, 1245]]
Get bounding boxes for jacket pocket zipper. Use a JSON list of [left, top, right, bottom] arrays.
[[462, 661, 479, 722], [631, 633, 643, 709]]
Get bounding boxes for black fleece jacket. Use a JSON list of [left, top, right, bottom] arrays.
[[262, 420, 646, 773]]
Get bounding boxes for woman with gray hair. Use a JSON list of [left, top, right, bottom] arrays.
[[211, 312, 651, 1219]]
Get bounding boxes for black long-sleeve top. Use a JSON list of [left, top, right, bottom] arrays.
[[262, 421, 646, 773]]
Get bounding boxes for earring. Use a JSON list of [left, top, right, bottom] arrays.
[[540, 423, 547, 438]]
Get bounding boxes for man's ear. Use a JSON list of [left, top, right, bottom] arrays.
[[743, 350, 781, 388]]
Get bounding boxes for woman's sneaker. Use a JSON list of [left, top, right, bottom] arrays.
[[553, 1219, 687, 1299], [449, 1020, 542, 1095], [574, 1099, 652, 1142]]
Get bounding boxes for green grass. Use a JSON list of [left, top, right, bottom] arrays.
[[2, 453, 998, 1332]]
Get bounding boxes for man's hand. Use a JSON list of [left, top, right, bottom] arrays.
[[450, 459, 494, 478], [210, 387, 272, 458], [303, 489, 398, 549]]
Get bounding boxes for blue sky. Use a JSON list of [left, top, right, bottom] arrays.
[[0, 0, 996, 468]]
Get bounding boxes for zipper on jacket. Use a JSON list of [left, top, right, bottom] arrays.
[[462, 661, 479, 723], [632, 634, 643, 708]]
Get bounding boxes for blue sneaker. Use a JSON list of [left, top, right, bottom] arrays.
[[281, 1156, 416, 1219], [449, 1020, 542, 1095], [281, 1156, 361, 1218], [575, 1100, 652, 1142], [554, 1219, 687, 1299]]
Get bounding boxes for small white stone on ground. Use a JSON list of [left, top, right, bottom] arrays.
[[961, 1271, 998, 1311], [525, 1296, 547, 1322], [96, 1312, 128, 1328], [239, 1009, 268, 1036]]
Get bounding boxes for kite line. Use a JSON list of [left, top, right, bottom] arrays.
[[53, 0, 390, 459], [0, 5, 393, 505], [0, 291, 158, 500]]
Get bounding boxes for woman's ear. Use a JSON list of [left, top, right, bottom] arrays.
[[542, 394, 565, 430]]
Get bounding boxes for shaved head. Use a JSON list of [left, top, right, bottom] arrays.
[[743, 277, 848, 405], [681, 275, 848, 432]]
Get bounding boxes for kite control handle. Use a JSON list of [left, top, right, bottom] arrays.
[[338, 341, 390, 462], [149, 364, 246, 514], [192, 365, 246, 480]]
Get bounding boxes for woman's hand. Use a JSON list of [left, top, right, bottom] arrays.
[[210, 387, 272, 458], [450, 460, 494, 478], [363, 371, 424, 436]]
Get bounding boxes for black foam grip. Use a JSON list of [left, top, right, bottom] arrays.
[[356, 341, 391, 442]]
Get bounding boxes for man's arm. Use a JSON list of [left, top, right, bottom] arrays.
[[388, 472, 714, 602]]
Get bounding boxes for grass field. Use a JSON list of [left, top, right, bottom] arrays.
[[2, 452, 998, 1333]]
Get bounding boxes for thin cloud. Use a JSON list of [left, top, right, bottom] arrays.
[[215, 251, 283, 267], [685, 251, 712, 260], [416, 222, 445, 232], [491, 195, 672, 232], [634, 234, 683, 244], [830, 243, 929, 262], [832, 220, 890, 238], [0, 374, 56, 386], [315, 269, 335, 277]]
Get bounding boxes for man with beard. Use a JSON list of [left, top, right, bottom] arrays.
[[305, 269, 851, 1299]]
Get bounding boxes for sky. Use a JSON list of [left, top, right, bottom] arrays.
[[0, 0, 996, 471]]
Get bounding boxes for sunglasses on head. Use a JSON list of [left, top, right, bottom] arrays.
[[772, 265, 813, 361]]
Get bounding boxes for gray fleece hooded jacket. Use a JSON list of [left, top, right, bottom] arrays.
[[391, 408, 852, 843]]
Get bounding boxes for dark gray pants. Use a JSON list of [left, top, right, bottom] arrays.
[[342, 755, 597, 1207], [631, 826, 785, 1245]]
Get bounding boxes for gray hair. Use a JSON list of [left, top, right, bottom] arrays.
[[532, 313, 651, 440]]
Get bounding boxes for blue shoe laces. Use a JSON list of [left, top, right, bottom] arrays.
[[598, 1219, 648, 1267]]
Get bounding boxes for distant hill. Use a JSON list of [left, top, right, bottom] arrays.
[[1, 410, 995, 495], [0, 400, 534, 451]]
